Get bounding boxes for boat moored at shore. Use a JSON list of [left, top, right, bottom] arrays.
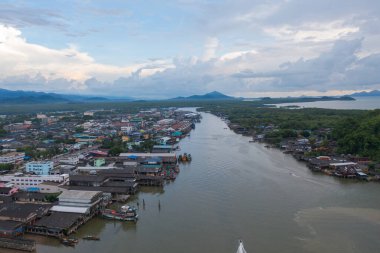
[[101, 205, 138, 221]]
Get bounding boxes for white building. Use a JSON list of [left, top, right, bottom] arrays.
[[0, 174, 69, 190], [0, 152, 25, 164], [26, 161, 54, 175], [59, 156, 80, 165], [50, 190, 103, 214], [121, 125, 134, 134], [84, 111, 95, 116], [36, 114, 47, 119], [157, 119, 175, 125]]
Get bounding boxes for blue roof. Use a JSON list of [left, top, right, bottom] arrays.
[[26, 187, 40, 192], [172, 131, 182, 137]]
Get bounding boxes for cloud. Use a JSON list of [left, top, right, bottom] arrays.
[[1, 23, 380, 99], [0, 3, 66, 30], [231, 39, 380, 92], [202, 37, 219, 61], [263, 21, 359, 43], [1, 0, 380, 98], [0, 24, 174, 86]]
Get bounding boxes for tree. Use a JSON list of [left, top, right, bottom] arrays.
[[0, 163, 13, 171], [109, 146, 123, 156], [301, 130, 311, 138], [0, 129, 7, 137], [45, 194, 59, 202]]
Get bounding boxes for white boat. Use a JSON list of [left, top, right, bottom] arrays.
[[236, 240, 247, 253]]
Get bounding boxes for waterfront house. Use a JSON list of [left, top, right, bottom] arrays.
[[0, 220, 24, 237], [0, 203, 51, 225], [330, 162, 359, 178], [152, 145, 173, 153], [307, 156, 331, 172], [69, 168, 138, 195], [29, 190, 104, 237]]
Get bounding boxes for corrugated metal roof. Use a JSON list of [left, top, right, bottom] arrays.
[[50, 205, 89, 214], [58, 190, 102, 201], [330, 162, 357, 166]]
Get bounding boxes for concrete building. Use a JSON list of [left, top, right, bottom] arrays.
[[83, 111, 94, 116], [36, 114, 47, 119], [59, 156, 79, 165], [0, 174, 68, 190], [26, 161, 54, 175], [51, 190, 103, 213], [0, 152, 25, 164], [94, 158, 105, 167]]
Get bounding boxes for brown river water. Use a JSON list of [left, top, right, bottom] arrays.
[[6, 111, 380, 253]]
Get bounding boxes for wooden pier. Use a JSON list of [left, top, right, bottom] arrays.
[[0, 237, 36, 252]]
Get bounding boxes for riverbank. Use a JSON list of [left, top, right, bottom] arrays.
[[225, 116, 380, 182], [196, 104, 380, 180]]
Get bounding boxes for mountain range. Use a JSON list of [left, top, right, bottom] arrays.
[[0, 89, 131, 104], [350, 90, 380, 97], [171, 91, 235, 100], [0, 89, 236, 104], [0, 88, 377, 105]]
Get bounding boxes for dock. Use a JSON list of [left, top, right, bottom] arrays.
[[0, 237, 36, 252]]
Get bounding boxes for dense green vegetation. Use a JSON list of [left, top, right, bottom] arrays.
[[0, 129, 7, 137], [0, 96, 354, 115], [197, 101, 380, 161], [198, 101, 364, 131], [333, 110, 380, 160], [17, 146, 62, 159], [0, 163, 14, 171], [101, 137, 156, 155], [44, 193, 60, 202]]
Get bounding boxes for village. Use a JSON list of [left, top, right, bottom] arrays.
[[227, 119, 380, 181], [0, 108, 201, 251]]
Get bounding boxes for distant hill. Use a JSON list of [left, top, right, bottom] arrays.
[[350, 90, 380, 97], [0, 88, 132, 104], [171, 91, 235, 100], [260, 96, 355, 105]]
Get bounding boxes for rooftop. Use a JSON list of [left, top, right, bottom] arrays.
[[58, 190, 102, 202], [26, 161, 53, 165], [50, 205, 89, 214], [0, 220, 24, 231], [0, 203, 51, 219], [34, 212, 82, 229], [120, 153, 176, 158]]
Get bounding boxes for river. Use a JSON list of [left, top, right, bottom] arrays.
[[10, 110, 380, 253]]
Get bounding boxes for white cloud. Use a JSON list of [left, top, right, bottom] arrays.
[[1, 0, 380, 99], [0, 24, 173, 87], [220, 50, 257, 61], [202, 37, 219, 61], [264, 21, 359, 42]]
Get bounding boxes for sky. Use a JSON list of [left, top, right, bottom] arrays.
[[0, 0, 380, 99]]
